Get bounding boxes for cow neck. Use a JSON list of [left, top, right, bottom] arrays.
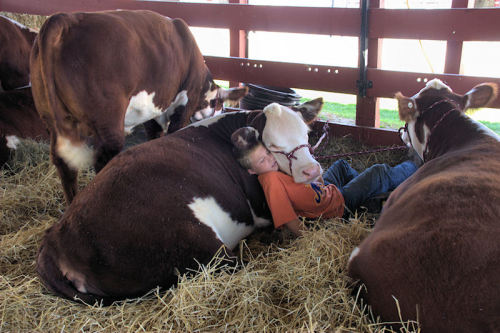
[[208, 111, 264, 144], [422, 100, 478, 162]]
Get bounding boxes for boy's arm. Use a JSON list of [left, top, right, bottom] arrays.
[[283, 218, 306, 236]]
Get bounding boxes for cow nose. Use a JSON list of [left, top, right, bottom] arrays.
[[302, 164, 321, 181]]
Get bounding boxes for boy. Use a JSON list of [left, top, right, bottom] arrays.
[[231, 127, 418, 236]]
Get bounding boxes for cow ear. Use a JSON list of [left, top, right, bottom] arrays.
[[218, 86, 249, 103], [291, 97, 323, 124], [231, 126, 260, 150], [464, 83, 498, 110], [395, 92, 416, 122]]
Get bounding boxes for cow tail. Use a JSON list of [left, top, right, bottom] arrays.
[[36, 241, 114, 306]]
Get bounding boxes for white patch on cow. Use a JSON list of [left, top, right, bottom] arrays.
[[262, 103, 321, 183], [188, 196, 254, 250], [56, 136, 94, 170], [5, 135, 21, 149], [154, 90, 188, 132], [417, 78, 452, 96], [348, 247, 360, 264], [406, 120, 429, 161], [185, 111, 234, 129], [192, 88, 218, 121], [248, 201, 272, 228], [124, 91, 164, 134]]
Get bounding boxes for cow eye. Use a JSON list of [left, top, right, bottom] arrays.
[[210, 99, 216, 108]]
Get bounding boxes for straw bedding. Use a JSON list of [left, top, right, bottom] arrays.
[[0, 131, 420, 332]]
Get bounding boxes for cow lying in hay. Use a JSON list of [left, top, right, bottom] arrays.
[[30, 9, 248, 204], [348, 79, 500, 332], [0, 15, 37, 91], [36, 99, 324, 305], [0, 87, 49, 167]]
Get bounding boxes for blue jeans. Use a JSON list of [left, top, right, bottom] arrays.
[[323, 159, 418, 215]]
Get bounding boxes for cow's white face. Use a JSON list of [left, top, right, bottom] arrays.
[[262, 103, 322, 184], [192, 84, 249, 122]]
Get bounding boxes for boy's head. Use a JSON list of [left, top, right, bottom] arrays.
[[231, 127, 278, 175]]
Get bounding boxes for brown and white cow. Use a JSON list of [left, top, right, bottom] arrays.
[[348, 79, 500, 332], [0, 87, 49, 166], [30, 10, 248, 204], [36, 99, 323, 305], [0, 15, 37, 91]]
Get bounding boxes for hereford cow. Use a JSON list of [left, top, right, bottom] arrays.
[[0, 15, 37, 91], [0, 87, 49, 166], [36, 99, 324, 305], [30, 10, 248, 204], [348, 79, 500, 332]]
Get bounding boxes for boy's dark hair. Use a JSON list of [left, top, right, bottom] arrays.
[[231, 127, 263, 170]]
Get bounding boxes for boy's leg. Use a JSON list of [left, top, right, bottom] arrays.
[[341, 161, 418, 214], [322, 159, 359, 188]]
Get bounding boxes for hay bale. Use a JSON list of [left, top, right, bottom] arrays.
[[0, 138, 419, 332]]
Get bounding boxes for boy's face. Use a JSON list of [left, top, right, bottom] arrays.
[[247, 144, 279, 175]]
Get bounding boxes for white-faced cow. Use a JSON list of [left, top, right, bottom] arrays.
[[0, 87, 49, 166], [348, 79, 500, 332], [36, 99, 323, 305], [0, 15, 37, 91], [30, 10, 248, 204]]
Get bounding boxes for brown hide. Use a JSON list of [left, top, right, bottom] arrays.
[[36, 111, 271, 305], [348, 81, 500, 332], [0, 87, 49, 166], [0, 15, 36, 91], [36, 101, 322, 305], [30, 10, 246, 204]]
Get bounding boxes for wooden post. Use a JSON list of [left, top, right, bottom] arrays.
[[355, 0, 383, 128], [229, 0, 248, 87]]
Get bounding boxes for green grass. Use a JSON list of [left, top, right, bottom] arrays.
[[316, 100, 500, 135]]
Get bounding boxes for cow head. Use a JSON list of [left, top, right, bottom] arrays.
[[191, 83, 249, 121], [262, 98, 323, 183], [396, 79, 498, 160]]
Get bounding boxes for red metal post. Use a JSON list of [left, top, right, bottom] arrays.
[[444, 0, 468, 74], [229, 0, 248, 87], [355, 0, 383, 128]]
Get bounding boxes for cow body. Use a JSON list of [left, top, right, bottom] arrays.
[[348, 79, 500, 332], [36, 101, 323, 305], [0, 87, 49, 166], [0, 15, 36, 91], [30, 10, 247, 203]]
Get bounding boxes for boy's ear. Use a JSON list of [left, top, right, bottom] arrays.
[[247, 168, 257, 175]]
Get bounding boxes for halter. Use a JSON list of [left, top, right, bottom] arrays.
[[399, 99, 459, 162], [270, 143, 313, 173]]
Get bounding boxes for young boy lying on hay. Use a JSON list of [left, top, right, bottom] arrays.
[[231, 127, 418, 236]]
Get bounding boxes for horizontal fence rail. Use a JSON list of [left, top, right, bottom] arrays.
[[2, 0, 499, 146]]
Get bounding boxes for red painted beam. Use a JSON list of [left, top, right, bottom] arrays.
[[205, 56, 359, 94], [0, 0, 360, 36], [367, 69, 500, 108], [369, 8, 500, 41]]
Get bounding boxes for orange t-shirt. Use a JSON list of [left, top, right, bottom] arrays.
[[258, 171, 345, 229]]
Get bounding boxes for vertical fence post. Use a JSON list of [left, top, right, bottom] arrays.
[[355, 0, 382, 128], [444, 0, 468, 74], [229, 0, 248, 87]]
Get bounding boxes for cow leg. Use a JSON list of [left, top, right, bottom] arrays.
[[50, 133, 78, 204], [93, 129, 125, 173], [166, 105, 187, 134]]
